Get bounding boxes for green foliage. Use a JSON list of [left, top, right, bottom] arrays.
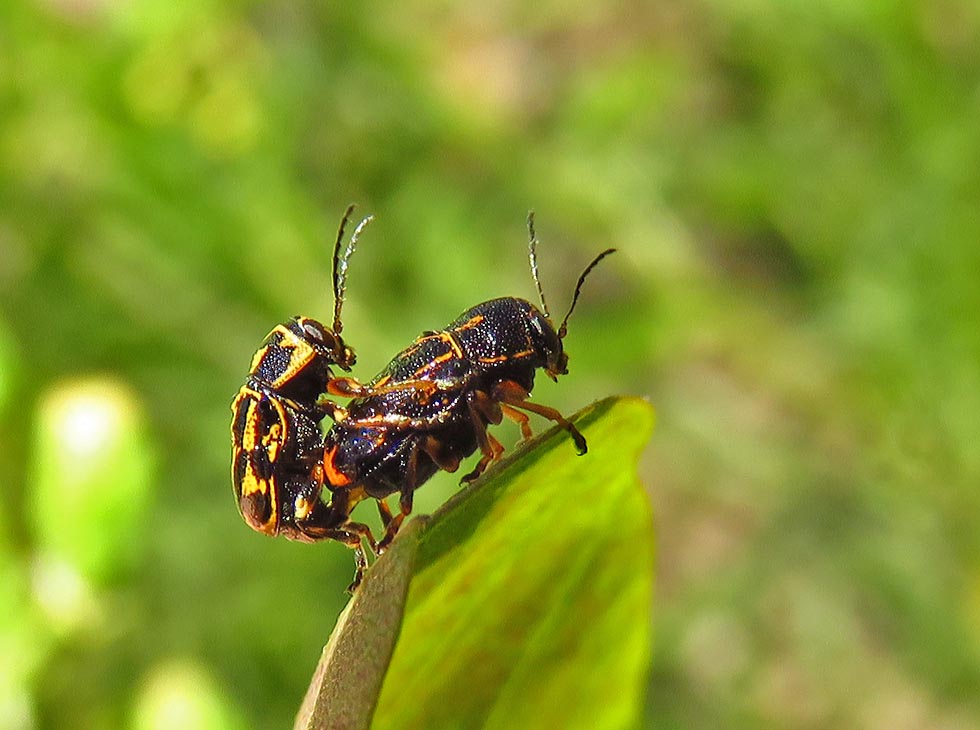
[[298, 397, 654, 730], [30, 379, 156, 585], [2, 0, 980, 727]]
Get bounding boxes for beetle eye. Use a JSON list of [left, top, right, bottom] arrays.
[[530, 315, 545, 337], [302, 320, 331, 344]]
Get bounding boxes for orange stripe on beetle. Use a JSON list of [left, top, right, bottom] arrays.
[[323, 444, 353, 486]]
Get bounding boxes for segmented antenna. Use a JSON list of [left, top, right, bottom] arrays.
[[331, 205, 373, 334], [527, 212, 551, 319], [557, 247, 616, 340]]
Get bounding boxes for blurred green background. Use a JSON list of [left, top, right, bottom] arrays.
[[2, 0, 979, 728]]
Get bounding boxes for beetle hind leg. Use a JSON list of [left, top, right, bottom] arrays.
[[296, 523, 376, 593], [375, 423, 483, 552], [376, 433, 464, 548], [377, 489, 415, 554], [376, 498, 394, 529], [295, 489, 379, 593], [377, 441, 425, 554]]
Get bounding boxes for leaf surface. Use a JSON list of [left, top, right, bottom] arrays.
[[297, 396, 656, 730]]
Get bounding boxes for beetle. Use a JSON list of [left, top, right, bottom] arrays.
[[231, 206, 445, 580], [230, 206, 384, 574], [321, 213, 616, 566]]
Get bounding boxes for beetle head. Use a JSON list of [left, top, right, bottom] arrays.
[[525, 212, 615, 381]]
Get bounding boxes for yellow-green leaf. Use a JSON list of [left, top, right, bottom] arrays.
[[298, 396, 655, 730]]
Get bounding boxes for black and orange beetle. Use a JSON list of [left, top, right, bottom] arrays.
[[230, 206, 383, 568], [231, 206, 445, 582], [232, 210, 614, 592], [321, 213, 616, 562]]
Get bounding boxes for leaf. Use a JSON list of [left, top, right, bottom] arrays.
[[294, 517, 425, 730], [296, 396, 656, 730]]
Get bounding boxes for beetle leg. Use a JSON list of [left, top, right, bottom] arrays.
[[421, 434, 462, 473], [296, 515, 378, 555], [339, 521, 378, 593], [378, 487, 416, 554], [378, 444, 423, 552], [378, 434, 464, 548], [326, 376, 442, 399], [291, 523, 374, 593], [376, 498, 394, 528], [472, 390, 503, 425], [492, 380, 587, 454], [377, 517, 403, 554], [344, 529, 371, 593], [461, 391, 506, 484], [399, 489, 414, 524], [315, 398, 348, 423], [500, 403, 534, 442], [294, 485, 379, 591], [343, 521, 378, 586]]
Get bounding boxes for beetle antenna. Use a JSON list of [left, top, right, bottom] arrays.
[[527, 211, 551, 319], [331, 205, 355, 332], [557, 248, 617, 341], [332, 205, 373, 334]]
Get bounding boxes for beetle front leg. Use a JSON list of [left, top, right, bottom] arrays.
[[492, 379, 587, 454], [326, 376, 444, 399], [500, 403, 534, 443], [314, 397, 348, 424]]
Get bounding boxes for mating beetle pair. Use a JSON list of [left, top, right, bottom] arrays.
[[231, 207, 615, 590]]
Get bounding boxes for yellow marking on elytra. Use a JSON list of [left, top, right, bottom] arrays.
[[232, 384, 281, 533], [263, 422, 283, 462], [232, 389, 281, 531], [414, 350, 455, 378], [323, 444, 352, 486], [240, 471, 269, 496], [411, 332, 465, 378], [442, 331, 464, 358], [453, 314, 485, 331], [238, 460, 277, 534], [478, 348, 534, 364]]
